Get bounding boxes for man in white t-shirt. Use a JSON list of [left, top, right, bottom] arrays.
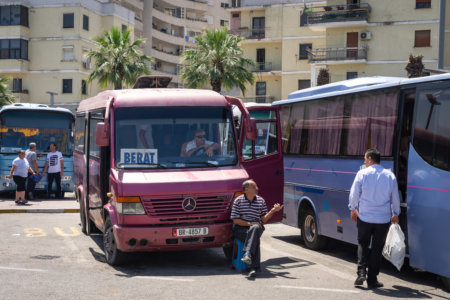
[[180, 129, 219, 158], [42, 143, 64, 198]]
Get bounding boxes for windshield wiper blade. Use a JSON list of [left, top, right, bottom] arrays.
[[117, 163, 167, 169], [170, 161, 219, 167]]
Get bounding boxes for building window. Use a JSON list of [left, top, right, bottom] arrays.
[[220, 2, 229, 8], [299, 43, 312, 60], [298, 80, 310, 90], [63, 13, 74, 28], [12, 78, 22, 93], [0, 5, 28, 26], [220, 19, 229, 27], [83, 15, 89, 31], [232, 13, 239, 18], [347, 72, 358, 79], [0, 39, 28, 59], [414, 30, 431, 47], [122, 24, 127, 32], [256, 81, 266, 103], [62, 46, 74, 61], [81, 80, 87, 95], [416, 0, 431, 8], [62, 79, 72, 94]]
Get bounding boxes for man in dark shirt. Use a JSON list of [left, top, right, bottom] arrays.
[[231, 179, 283, 277]]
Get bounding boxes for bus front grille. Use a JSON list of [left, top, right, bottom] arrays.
[[141, 194, 231, 217]]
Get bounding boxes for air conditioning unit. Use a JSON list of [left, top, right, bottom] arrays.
[[360, 32, 372, 40]]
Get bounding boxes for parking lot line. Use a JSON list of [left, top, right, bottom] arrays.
[[274, 285, 360, 294]]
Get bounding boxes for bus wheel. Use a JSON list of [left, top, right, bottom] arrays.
[[301, 208, 328, 250], [103, 216, 126, 266], [442, 276, 450, 292]]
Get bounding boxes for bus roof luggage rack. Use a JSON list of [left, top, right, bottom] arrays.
[[133, 75, 172, 89]]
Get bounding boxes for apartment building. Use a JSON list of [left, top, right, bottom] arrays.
[[229, 0, 449, 103], [0, 0, 135, 109], [119, 0, 231, 87]]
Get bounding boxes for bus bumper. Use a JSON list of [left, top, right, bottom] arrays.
[[113, 222, 233, 252]]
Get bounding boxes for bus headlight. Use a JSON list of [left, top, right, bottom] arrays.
[[116, 196, 145, 215], [61, 176, 72, 181]]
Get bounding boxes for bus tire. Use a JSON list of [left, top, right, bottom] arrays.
[[442, 276, 450, 292], [301, 208, 328, 250], [223, 246, 233, 262], [103, 216, 126, 266]]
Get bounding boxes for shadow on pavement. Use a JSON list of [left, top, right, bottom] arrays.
[[272, 233, 448, 294]]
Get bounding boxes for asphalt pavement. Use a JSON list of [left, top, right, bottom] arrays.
[[0, 192, 79, 213]]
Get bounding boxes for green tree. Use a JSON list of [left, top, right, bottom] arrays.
[[180, 28, 254, 94], [405, 54, 424, 78], [87, 27, 153, 90], [0, 77, 15, 106]]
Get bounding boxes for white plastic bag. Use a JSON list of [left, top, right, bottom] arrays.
[[382, 224, 406, 271]]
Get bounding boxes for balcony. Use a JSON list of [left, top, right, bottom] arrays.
[[308, 46, 368, 64], [229, 28, 266, 40], [151, 48, 181, 64], [11, 92, 29, 103], [305, 3, 371, 26], [250, 62, 272, 72]]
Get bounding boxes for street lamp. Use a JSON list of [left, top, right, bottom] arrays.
[[46, 91, 58, 107]]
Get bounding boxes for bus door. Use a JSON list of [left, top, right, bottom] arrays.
[[87, 111, 105, 229], [406, 81, 450, 278], [241, 106, 284, 222]]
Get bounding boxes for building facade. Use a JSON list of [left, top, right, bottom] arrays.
[[0, 0, 135, 109], [120, 0, 231, 87], [229, 0, 449, 103]]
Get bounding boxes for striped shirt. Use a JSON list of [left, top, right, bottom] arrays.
[[231, 194, 268, 223]]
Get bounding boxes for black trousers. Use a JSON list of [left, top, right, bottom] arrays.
[[26, 172, 36, 196], [47, 172, 61, 198], [233, 224, 264, 270], [357, 218, 390, 283]]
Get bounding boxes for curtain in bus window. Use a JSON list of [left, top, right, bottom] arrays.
[[289, 104, 305, 154], [347, 90, 398, 156], [305, 98, 344, 155]]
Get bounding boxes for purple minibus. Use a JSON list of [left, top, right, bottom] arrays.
[[74, 76, 283, 265]]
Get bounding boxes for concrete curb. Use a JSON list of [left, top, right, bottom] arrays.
[[0, 208, 79, 214]]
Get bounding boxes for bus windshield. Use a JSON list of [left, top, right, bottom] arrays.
[[114, 106, 238, 169], [0, 111, 73, 155]]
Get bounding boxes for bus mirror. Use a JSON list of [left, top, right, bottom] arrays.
[[96, 122, 109, 146], [245, 117, 257, 140]]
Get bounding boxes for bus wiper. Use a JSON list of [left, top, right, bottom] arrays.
[[170, 161, 219, 167], [117, 163, 167, 169]]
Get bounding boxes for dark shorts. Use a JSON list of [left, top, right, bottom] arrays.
[[13, 175, 27, 191]]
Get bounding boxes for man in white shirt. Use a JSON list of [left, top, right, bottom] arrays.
[[180, 129, 219, 158], [42, 143, 64, 198], [349, 148, 400, 289]]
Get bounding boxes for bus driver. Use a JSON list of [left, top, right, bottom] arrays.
[[180, 129, 219, 158]]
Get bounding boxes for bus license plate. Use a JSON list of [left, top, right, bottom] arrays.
[[176, 227, 208, 237]]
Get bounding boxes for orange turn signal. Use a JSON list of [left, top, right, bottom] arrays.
[[337, 219, 341, 224], [116, 196, 141, 203]]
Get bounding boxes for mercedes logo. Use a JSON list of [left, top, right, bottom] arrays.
[[182, 197, 196, 212]]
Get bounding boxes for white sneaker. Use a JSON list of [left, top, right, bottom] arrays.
[[241, 253, 252, 265]]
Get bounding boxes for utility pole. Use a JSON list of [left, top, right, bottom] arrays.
[[46, 91, 58, 107]]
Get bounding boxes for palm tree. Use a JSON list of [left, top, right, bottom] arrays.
[[87, 27, 153, 90], [180, 28, 254, 94], [0, 77, 15, 106], [405, 54, 424, 78]]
